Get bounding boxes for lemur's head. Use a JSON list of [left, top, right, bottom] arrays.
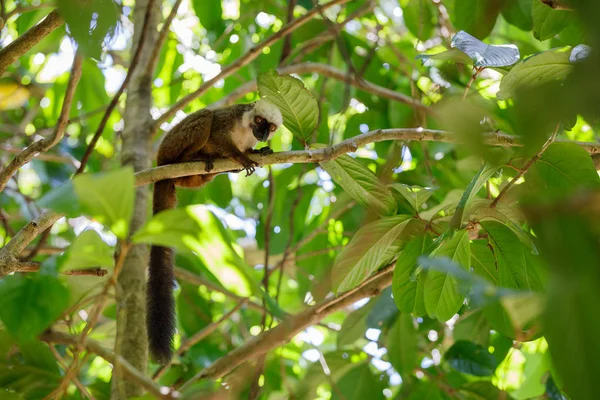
[[247, 99, 283, 142]]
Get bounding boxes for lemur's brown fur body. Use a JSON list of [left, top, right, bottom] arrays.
[[148, 101, 282, 364]]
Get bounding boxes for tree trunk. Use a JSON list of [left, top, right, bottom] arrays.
[[111, 0, 159, 397]]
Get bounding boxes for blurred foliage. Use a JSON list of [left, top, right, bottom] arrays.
[[0, 0, 599, 399]]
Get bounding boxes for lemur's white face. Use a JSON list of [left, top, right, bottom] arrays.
[[246, 100, 283, 142]]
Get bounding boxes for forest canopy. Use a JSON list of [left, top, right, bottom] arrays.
[[0, 0, 600, 399]]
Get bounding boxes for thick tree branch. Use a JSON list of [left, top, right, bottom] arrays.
[[135, 129, 600, 186], [40, 331, 178, 399], [0, 53, 82, 192], [209, 62, 427, 111], [154, 0, 351, 128], [0, 9, 64, 76], [181, 264, 395, 387], [1, 129, 598, 278]]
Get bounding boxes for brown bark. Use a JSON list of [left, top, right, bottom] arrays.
[[110, 0, 160, 398]]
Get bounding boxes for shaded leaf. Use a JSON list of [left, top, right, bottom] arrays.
[[321, 155, 397, 217], [332, 216, 423, 292], [0, 275, 69, 341], [386, 313, 418, 377], [424, 230, 471, 321], [392, 235, 431, 315], [445, 340, 498, 376], [532, 0, 571, 40], [498, 47, 573, 100]]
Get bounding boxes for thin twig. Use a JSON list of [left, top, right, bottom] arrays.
[[41, 331, 177, 399], [145, 0, 183, 77], [0, 9, 64, 75], [48, 345, 94, 400], [463, 66, 484, 100], [154, 0, 351, 128], [208, 62, 428, 112], [153, 300, 247, 380], [491, 125, 560, 208], [180, 264, 395, 387], [15, 263, 108, 276], [0, 52, 82, 192], [75, 0, 155, 174]]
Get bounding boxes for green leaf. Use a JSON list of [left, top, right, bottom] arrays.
[[454, 310, 491, 346], [321, 155, 397, 217], [0, 275, 69, 341], [38, 167, 135, 238], [459, 381, 514, 400], [386, 314, 418, 377], [390, 184, 434, 213], [481, 221, 544, 291], [445, 340, 498, 376], [471, 206, 537, 252], [498, 47, 573, 100], [502, 0, 533, 31], [332, 216, 423, 292], [192, 0, 226, 35], [450, 164, 499, 230], [532, 0, 571, 40], [337, 302, 374, 347], [424, 230, 471, 321], [59, 230, 114, 272], [56, 0, 119, 58], [333, 362, 387, 400], [257, 69, 319, 143], [524, 142, 600, 202], [135, 206, 263, 297], [450, 0, 504, 39], [400, 0, 436, 40], [392, 235, 431, 315]]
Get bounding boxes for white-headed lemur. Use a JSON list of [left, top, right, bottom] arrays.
[[148, 100, 282, 364]]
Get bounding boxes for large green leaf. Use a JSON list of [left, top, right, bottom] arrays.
[[58, 230, 114, 272], [392, 235, 431, 315], [321, 155, 397, 217], [332, 216, 423, 292], [400, 0, 436, 40], [459, 381, 514, 399], [192, 0, 226, 35], [450, 0, 504, 39], [424, 230, 471, 321], [56, 0, 119, 58], [390, 184, 434, 213], [386, 314, 418, 378], [502, 0, 533, 31], [0, 275, 69, 341], [37, 167, 135, 238], [257, 70, 319, 143], [524, 142, 600, 202], [498, 47, 573, 100], [135, 206, 267, 299], [445, 340, 498, 376], [532, 0, 571, 40]]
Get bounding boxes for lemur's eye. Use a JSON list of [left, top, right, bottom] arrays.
[[254, 116, 263, 124], [269, 124, 277, 132]]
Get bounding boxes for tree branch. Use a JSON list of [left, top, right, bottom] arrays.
[[134, 128, 600, 186], [40, 331, 178, 399], [0, 9, 64, 76], [1, 129, 598, 278], [76, 0, 155, 174], [153, 300, 247, 380], [0, 52, 82, 192], [209, 62, 427, 111], [154, 0, 351, 128], [180, 264, 395, 387], [145, 0, 183, 78]]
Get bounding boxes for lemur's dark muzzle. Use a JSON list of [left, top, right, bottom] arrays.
[[252, 120, 271, 142]]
